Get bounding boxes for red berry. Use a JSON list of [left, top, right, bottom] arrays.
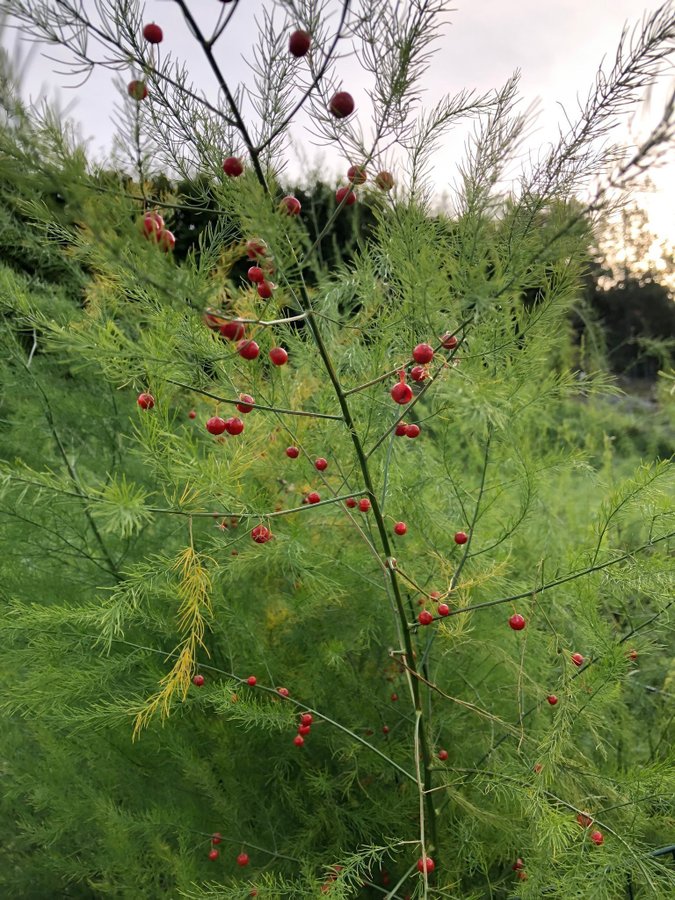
[[533, 763, 543, 774], [571, 652, 585, 667], [517, 871, 528, 881], [336, 186, 357, 206], [257, 281, 274, 299], [142, 23, 163, 43], [307, 492, 321, 504], [391, 382, 413, 404], [220, 320, 246, 341], [410, 365, 428, 382], [280, 195, 301, 215], [590, 830, 604, 846], [382, 725, 390, 734], [300, 713, 313, 725], [236, 394, 255, 414], [375, 170, 394, 191], [394, 422, 408, 436], [315, 457, 328, 471], [628, 648, 638, 660], [137, 392, 155, 409], [192, 674, 205, 687], [454, 531, 468, 545], [206, 416, 227, 435], [547, 694, 558, 706], [329, 91, 355, 118], [418, 610, 433, 626], [188, 409, 196, 419], [416, 857, 435, 874], [251, 525, 272, 543], [298, 724, 311, 735], [358, 498, 371, 512], [508, 613, 526, 631], [286, 446, 300, 458], [577, 812, 593, 827], [246, 675, 257, 686], [141, 211, 164, 237], [405, 423, 420, 439], [288, 29, 311, 57], [128, 80, 148, 101], [237, 852, 250, 866], [412, 343, 434, 364], [237, 339, 260, 360], [277, 687, 289, 697], [345, 498, 357, 508], [394, 521, 407, 535], [246, 239, 267, 259], [347, 164, 367, 185], [512, 858, 524, 871], [223, 156, 244, 177], [437, 603, 450, 617], [211, 833, 222, 845], [248, 266, 264, 283], [438, 749, 448, 761], [390, 693, 398, 701], [293, 735, 304, 747], [159, 229, 175, 252], [441, 332, 458, 350], [269, 346, 288, 366], [208, 849, 219, 861], [224, 416, 244, 435]]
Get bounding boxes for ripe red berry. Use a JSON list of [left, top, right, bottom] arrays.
[[288, 29, 311, 57], [142, 23, 163, 43], [412, 343, 434, 364], [280, 195, 301, 215], [269, 346, 288, 366], [251, 525, 272, 544], [159, 229, 175, 252], [141, 211, 164, 237], [454, 531, 468, 545], [417, 857, 435, 874], [257, 281, 274, 299], [394, 521, 407, 535], [206, 416, 227, 435], [410, 365, 428, 382], [314, 458, 328, 471], [300, 713, 313, 725], [211, 833, 222, 845], [571, 652, 585, 667], [437, 603, 450, 617], [298, 723, 311, 735], [628, 648, 638, 660], [390, 693, 398, 702], [405, 423, 420, 439], [293, 735, 304, 747], [547, 694, 558, 706], [223, 156, 244, 177], [246, 238, 267, 259], [418, 610, 433, 626], [329, 91, 355, 118], [345, 497, 357, 508], [336, 186, 357, 206], [237, 339, 260, 360], [188, 409, 196, 419], [237, 852, 250, 866], [246, 675, 257, 686], [441, 332, 458, 350], [391, 372, 413, 405], [220, 320, 246, 341], [236, 394, 255, 414], [375, 170, 394, 191], [533, 763, 543, 774], [192, 674, 205, 687], [382, 725, 390, 734], [347, 164, 367, 184], [590, 830, 604, 846], [577, 812, 593, 827], [307, 492, 321, 504], [438, 749, 448, 761], [208, 849, 219, 861], [128, 80, 148, 101], [395, 422, 408, 436], [286, 446, 299, 458], [277, 687, 289, 697], [224, 416, 244, 435], [247, 266, 264, 283], [512, 858, 524, 871], [137, 392, 155, 409], [508, 613, 526, 631], [358, 498, 371, 512]]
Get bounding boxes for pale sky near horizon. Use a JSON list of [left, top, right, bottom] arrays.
[[4, 0, 674, 249]]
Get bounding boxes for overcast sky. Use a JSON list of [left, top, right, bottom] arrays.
[[5, 0, 674, 242]]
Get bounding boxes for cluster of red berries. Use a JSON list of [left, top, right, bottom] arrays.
[[293, 712, 313, 747], [139, 210, 175, 252], [207, 833, 249, 866], [577, 813, 604, 845], [345, 497, 371, 512]]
